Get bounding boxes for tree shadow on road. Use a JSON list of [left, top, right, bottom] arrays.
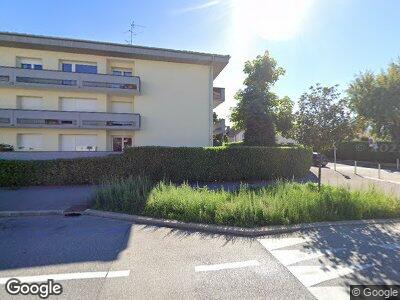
[[0, 215, 132, 271], [300, 223, 400, 285]]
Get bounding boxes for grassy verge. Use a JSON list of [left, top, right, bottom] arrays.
[[91, 177, 400, 227]]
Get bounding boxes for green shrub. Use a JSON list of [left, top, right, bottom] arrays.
[[92, 176, 154, 214], [91, 177, 400, 227], [0, 146, 312, 187], [325, 141, 400, 163]]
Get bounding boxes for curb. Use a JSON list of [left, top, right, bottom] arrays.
[[0, 210, 64, 217], [82, 209, 400, 237]]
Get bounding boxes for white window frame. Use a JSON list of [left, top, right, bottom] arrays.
[[111, 67, 133, 77], [59, 60, 98, 72]]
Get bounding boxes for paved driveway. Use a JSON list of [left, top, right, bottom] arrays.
[[0, 185, 96, 211]]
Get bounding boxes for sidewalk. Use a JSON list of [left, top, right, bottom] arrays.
[[311, 163, 400, 196], [0, 185, 96, 211]]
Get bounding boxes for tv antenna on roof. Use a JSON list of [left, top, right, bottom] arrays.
[[125, 20, 145, 45]]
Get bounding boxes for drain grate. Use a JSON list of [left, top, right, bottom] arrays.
[[64, 211, 82, 217], [64, 204, 88, 217]]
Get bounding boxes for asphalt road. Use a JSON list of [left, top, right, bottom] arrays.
[[1, 215, 400, 299], [0, 215, 312, 299]]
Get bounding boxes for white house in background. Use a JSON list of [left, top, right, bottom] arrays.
[[0, 32, 229, 151], [226, 128, 298, 145]]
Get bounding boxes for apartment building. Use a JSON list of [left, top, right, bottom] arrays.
[[0, 32, 229, 151]]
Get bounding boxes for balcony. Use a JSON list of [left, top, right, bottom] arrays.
[[0, 109, 140, 130], [0, 66, 140, 96], [213, 87, 225, 108]]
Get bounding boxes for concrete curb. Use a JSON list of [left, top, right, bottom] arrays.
[[0, 210, 64, 217], [83, 209, 400, 237]]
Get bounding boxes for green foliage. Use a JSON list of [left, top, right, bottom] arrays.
[[292, 84, 354, 152], [92, 176, 154, 214], [273, 95, 294, 136], [0, 146, 312, 187], [231, 51, 289, 146], [347, 61, 400, 142], [92, 179, 400, 227], [326, 141, 400, 163]]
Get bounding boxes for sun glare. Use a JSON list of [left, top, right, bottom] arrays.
[[232, 0, 314, 41]]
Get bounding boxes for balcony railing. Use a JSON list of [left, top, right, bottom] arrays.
[[0, 109, 140, 130], [0, 66, 140, 96], [213, 87, 225, 108]]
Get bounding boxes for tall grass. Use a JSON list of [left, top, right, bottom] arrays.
[[91, 177, 400, 227], [92, 176, 153, 214]]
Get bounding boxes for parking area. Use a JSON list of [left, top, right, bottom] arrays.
[[310, 162, 400, 195]]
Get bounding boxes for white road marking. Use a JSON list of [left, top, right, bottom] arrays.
[[287, 264, 373, 287], [0, 270, 131, 284], [258, 237, 375, 300], [270, 248, 346, 266], [195, 260, 260, 272], [309, 286, 349, 300], [258, 237, 310, 251]]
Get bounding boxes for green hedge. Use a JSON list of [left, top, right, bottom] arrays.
[[325, 142, 400, 163], [0, 146, 312, 187]]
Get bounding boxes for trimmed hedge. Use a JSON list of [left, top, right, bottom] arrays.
[[0, 146, 312, 187], [326, 142, 400, 163]]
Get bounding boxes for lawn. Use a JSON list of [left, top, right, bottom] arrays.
[[91, 176, 400, 227]]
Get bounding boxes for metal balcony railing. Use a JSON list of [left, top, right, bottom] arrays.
[[0, 66, 140, 96], [0, 108, 141, 130]]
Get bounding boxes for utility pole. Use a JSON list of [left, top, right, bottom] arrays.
[[125, 20, 145, 45]]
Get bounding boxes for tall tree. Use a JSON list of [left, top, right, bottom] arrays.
[[272, 95, 294, 137], [347, 60, 400, 142], [292, 84, 354, 151], [230, 51, 285, 146]]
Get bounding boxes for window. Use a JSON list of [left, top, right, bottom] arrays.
[[111, 68, 133, 77], [111, 101, 133, 113], [60, 135, 97, 151], [18, 96, 43, 110], [75, 64, 97, 74], [62, 63, 72, 72], [17, 134, 43, 151], [18, 58, 43, 70], [60, 98, 99, 112], [61, 61, 97, 74]]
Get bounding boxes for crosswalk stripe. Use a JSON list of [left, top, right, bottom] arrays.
[[309, 286, 349, 300], [257, 236, 375, 300], [269, 248, 345, 266], [287, 264, 373, 287], [258, 237, 310, 251]]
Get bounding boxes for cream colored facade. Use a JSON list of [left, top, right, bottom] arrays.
[[0, 32, 229, 151]]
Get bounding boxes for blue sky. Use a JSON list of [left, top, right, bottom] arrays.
[[1, 0, 400, 122]]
